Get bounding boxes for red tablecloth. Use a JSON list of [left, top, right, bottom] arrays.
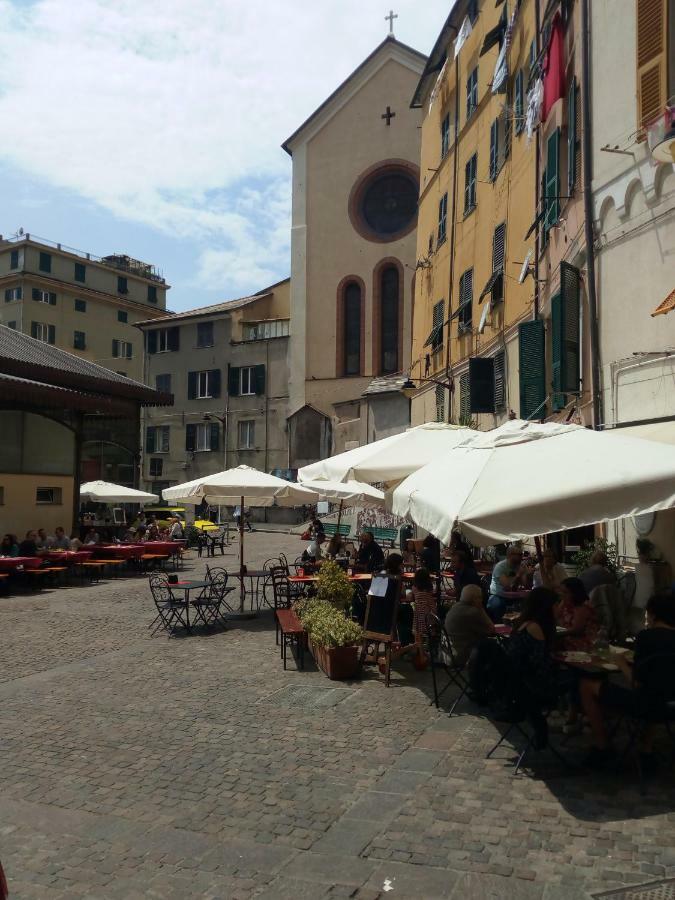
[[143, 541, 185, 555], [94, 544, 144, 560], [42, 550, 93, 564], [0, 556, 43, 571]]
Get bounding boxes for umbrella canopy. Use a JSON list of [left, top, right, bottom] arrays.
[[390, 419, 675, 546], [168, 465, 319, 506], [298, 422, 473, 485], [298, 478, 385, 507], [80, 480, 158, 504]]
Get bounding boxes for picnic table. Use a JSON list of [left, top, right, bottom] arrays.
[[42, 550, 93, 565], [0, 556, 43, 571]]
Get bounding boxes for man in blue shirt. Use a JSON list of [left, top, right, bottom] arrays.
[[487, 545, 532, 622]]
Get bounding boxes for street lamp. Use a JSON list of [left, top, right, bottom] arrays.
[[400, 374, 454, 401]]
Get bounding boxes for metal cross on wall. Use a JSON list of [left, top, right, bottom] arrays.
[[381, 106, 396, 126], [385, 10, 398, 34]]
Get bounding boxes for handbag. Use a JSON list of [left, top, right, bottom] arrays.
[[300, 530, 311, 541]]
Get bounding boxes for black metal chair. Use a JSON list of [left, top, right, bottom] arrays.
[[270, 566, 294, 646], [194, 569, 233, 628], [149, 573, 188, 637], [195, 532, 209, 558], [425, 613, 470, 715]]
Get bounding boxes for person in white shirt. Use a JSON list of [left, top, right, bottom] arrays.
[[169, 517, 184, 540], [304, 534, 326, 561], [533, 548, 568, 592]]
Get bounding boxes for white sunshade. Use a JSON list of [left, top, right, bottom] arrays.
[[390, 419, 675, 546], [80, 480, 159, 504], [606, 420, 675, 446], [298, 478, 385, 507], [163, 465, 319, 507], [298, 422, 474, 485]]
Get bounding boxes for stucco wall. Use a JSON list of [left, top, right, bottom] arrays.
[[0, 474, 75, 539]]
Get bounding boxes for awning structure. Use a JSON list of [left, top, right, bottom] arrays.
[[390, 419, 675, 545], [479, 269, 503, 303], [80, 481, 159, 503], [651, 288, 675, 317], [524, 207, 545, 240], [607, 419, 675, 446]]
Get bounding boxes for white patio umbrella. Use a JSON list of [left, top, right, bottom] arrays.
[[299, 478, 385, 535], [165, 466, 318, 611], [390, 419, 675, 546], [80, 480, 158, 504], [298, 422, 474, 486]]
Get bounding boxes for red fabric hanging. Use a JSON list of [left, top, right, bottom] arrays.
[[542, 12, 565, 121]]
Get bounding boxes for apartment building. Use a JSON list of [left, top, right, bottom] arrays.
[[137, 279, 291, 497], [0, 233, 169, 381], [408, 0, 538, 427]]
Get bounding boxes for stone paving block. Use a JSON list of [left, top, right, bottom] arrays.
[[254, 875, 334, 899], [280, 850, 377, 886], [391, 749, 445, 773], [374, 770, 431, 795], [449, 872, 545, 899], [343, 791, 404, 823], [364, 860, 458, 898], [311, 818, 385, 855]]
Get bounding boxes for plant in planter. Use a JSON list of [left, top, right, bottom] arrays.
[[315, 559, 354, 612], [296, 597, 363, 679]]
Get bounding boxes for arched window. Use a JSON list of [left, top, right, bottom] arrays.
[[380, 265, 399, 374], [343, 281, 362, 376]]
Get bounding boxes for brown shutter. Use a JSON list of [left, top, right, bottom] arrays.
[[636, 0, 667, 130]]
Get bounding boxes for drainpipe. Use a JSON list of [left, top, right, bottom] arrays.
[[581, 0, 603, 427], [444, 54, 461, 420]]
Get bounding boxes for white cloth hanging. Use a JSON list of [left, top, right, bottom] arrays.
[[428, 58, 449, 115], [454, 16, 472, 59], [526, 78, 543, 140], [492, 41, 508, 93]]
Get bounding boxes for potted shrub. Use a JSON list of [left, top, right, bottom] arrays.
[[315, 559, 354, 611], [295, 597, 363, 680]]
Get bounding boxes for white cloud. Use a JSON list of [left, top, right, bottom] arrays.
[[0, 0, 451, 297]]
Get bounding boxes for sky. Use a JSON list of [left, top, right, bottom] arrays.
[[0, 0, 451, 311]]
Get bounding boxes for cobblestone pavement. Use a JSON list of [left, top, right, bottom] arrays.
[[1, 531, 674, 899]]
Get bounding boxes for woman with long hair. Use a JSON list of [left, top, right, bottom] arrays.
[[556, 577, 598, 651], [507, 587, 558, 700]]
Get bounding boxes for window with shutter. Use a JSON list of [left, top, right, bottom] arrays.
[[458, 269, 473, 334], [155, 373, 171, 394], [209, 422, 220, 451], [514, 70, 524, 134], [10, 250, 19, 269], [187, 371, 198, 400], [197, 321, 213, 348], [544, 129, 560, 236], [636, 0, 667, 130], [567, 76, 577, 193], [494, 351, 506, 409], [518, 319, 546, 419], [489, 119, 499, 181], [147, 330, 158, 354], [560, 261, 581, 393], [146, 426, 156, 454], [117, 276, 128, 294], [39, 252, 51, 273], [441, 113, 450, 158], [464, 154, 477, 214], [469, 357, 496, 413], [435, 384, 445, 422], [238, 420, 255, 449], [185, 424, 196, 452], [466, 67, 478, 119], [492, 223, 506, 272], [74, 262, 86, 283], [459, 372, 471, 422], [149, 458, 163, 478], [254, 364, 266, 395], [437, 193, 448, 244], [73, 330, 86, 351], [550, 293, 565, 410], [240, 367, 255, 395], [147, 285, 157, 303], [168, 327, 180, 352], [228, 365, 241, 396], [74, 298, 87, 312], [431, 299, 444, 351]]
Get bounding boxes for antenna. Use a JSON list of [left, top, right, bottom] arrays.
[[518, 249, 533, 284], [17, 227, 24, 237]]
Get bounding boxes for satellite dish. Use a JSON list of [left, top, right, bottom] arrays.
[[17, 227, 24, 236], [518, 249, 532, 284]]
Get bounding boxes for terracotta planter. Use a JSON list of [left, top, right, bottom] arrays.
[[308, 637, 361, 680]]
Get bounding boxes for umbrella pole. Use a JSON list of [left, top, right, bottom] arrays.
[[336, 500, 344, 532], [239, 494, 245, 613]]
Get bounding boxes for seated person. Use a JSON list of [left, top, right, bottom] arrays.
[[326, 533, 345, 559], [355, 531, 384, 573], [445, 584, 495, 668], [533, 548, 568, 591], [449, 531, 472, 557], [450, 549, 482, 598], [411, 569, 438, 654], [303, 533, 326, 564], [18, 530, 39, 557], [555, 577, 598, 651], [487, 545, 533, 622], [83, 528, 100, 544], [579, 550, 615, 595], [147, 523, 160, 541], [69, 532, 83, 550], [420, 534, 441, 573], [48, 526, 71, 550], [309, 517, 325, 540], [35, 528, 50, 550], [1, 533, 19, 557], [136, 525, 148, 542], [169, 517, 184, 540], [580, 590, 675, 769]]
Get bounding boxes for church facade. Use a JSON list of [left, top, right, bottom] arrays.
[[283, 35, 426, 469]]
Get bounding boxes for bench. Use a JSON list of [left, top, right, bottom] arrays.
[[321, 523, 351, 538], [370, 527, 399, 549], [275, 608, 306, 670]]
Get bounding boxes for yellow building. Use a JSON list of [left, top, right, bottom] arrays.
[[0, 233, 169, 382], [409, 0, 538, 428]]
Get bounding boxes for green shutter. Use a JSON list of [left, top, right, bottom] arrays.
[[210, 369, 221, 399], [209, 422, 220, 451], [560, 261, 581, 393], [228, 365, 240, 397], [187, 371, 197, 400], [145, 427, 156, 454], [254, 365, 266, 395], [545, 129, 560, 231], [519, 319, 546, 420], [567, 77, 577, 193], [185, 424, 196, 452], [550, 293, 565, 410], [48, 324, 55, 344], [489, 119, 498, 180]]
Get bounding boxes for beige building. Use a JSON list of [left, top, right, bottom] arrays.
[[0, 233, 169, 382], [284, 36, 426, 468], [137, 280, 291, 498], [591, 0, 675, 568]]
